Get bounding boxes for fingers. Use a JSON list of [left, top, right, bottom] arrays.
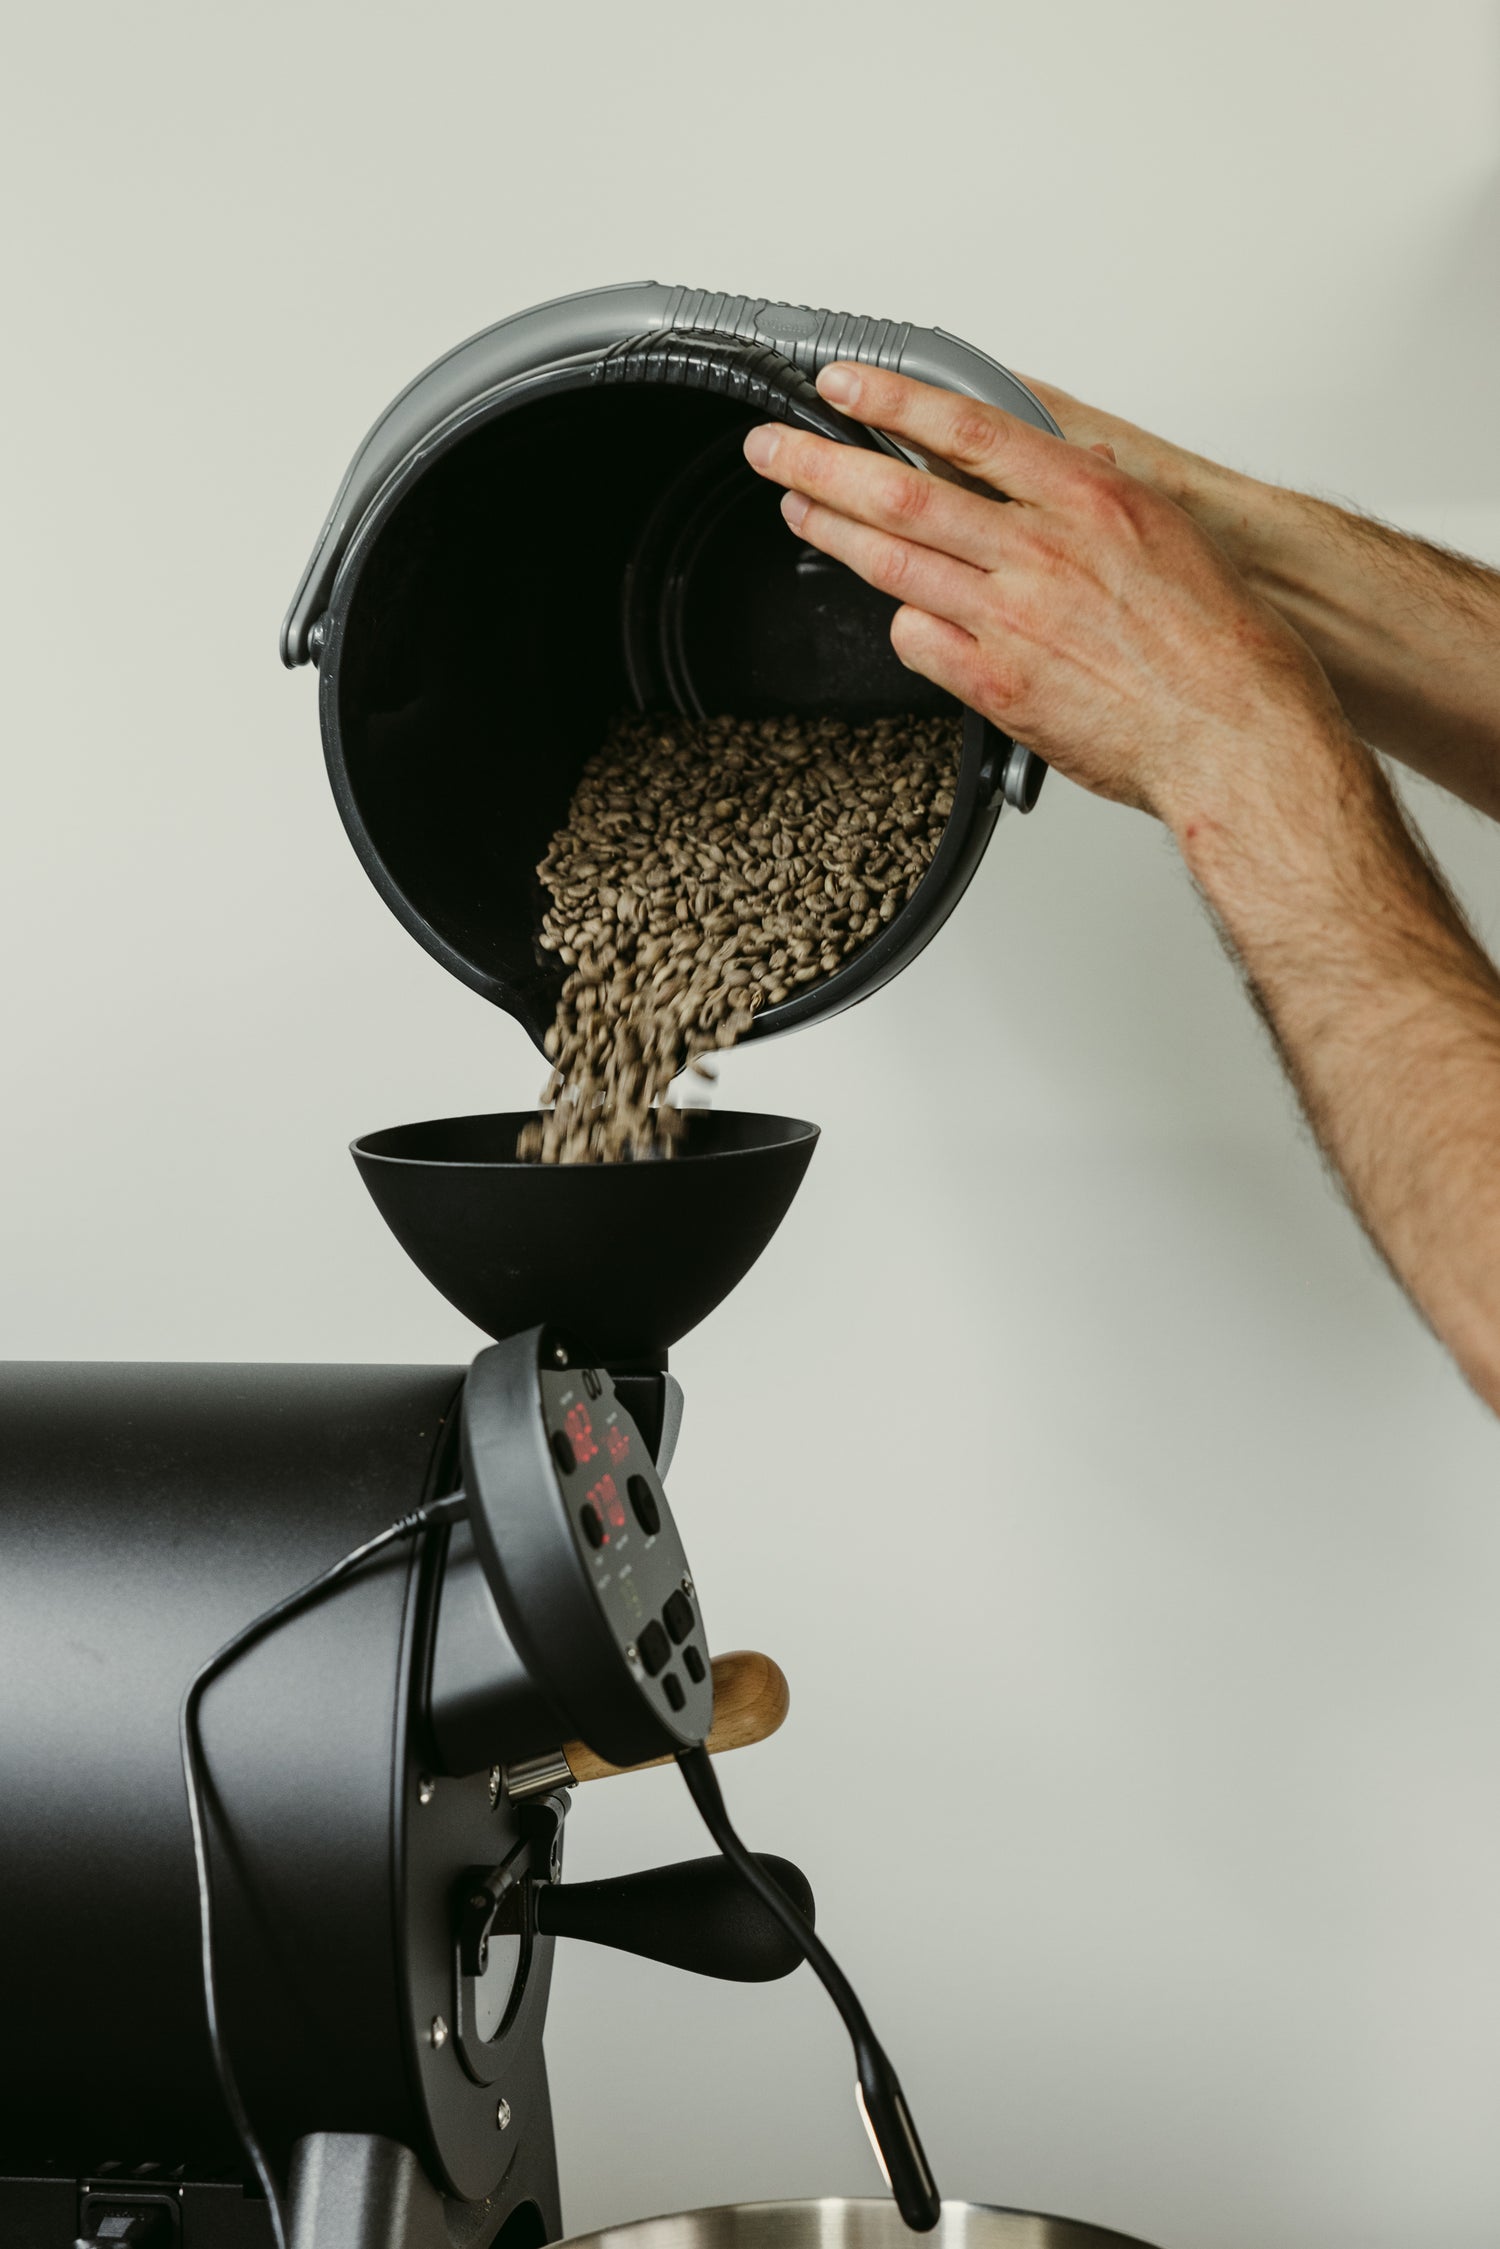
[[743, 420, 1005, 570], [888, 605, 987, 705], [812, 362, 1086, 506], [777, 488, 990, 632]]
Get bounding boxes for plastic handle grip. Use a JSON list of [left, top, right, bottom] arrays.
[[594, 329, 893, 453], [659, 289, 913, 375]]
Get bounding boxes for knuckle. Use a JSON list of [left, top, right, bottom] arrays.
[[976, 651, 1026, 713], [885, 467, 931, 527], [947, 403, 1001, 465], [1079, 465, 1148, 536], [871, 536, 913, 595]]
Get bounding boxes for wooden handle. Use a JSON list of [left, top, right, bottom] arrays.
[[562, 1649, 790, 1786]]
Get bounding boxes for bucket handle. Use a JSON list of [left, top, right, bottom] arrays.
[[594, 327, 897, 452]]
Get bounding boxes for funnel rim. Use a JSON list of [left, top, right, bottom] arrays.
[[351, 1108, 821, 1172]]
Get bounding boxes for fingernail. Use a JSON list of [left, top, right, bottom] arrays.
[[743, 424, 781, 468], [781, 490, 810, 529], [816, 363, 861, 406]]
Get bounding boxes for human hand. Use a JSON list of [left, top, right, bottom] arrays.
[[741, 364, 1348, 831], [1016, 374, 1278, 559], [1009, 376, 1188, 497]]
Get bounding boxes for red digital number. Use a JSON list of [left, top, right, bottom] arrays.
[[589, 1472, 625, 1531], [607, 1424, 630, 1467], [565, 1403, 598, 1465]]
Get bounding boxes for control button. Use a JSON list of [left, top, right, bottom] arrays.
[[551, 1429, 576, 1477], [662, 1672, 686, 1712], [578, 1503, 605, 1550], [663, 1589, 694, 1644], [682, 1645, 706, 1684], [637, 1620, 670, 1677], [628, 1474, 661, 1536]]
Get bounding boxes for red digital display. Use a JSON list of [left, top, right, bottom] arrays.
[[589, 1472, 626, 1533], [565, 1403, 599, 1466], [607, 1424, 630, 1468]]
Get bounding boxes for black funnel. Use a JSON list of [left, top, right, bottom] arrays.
[[352, 1110, 820, 1366]]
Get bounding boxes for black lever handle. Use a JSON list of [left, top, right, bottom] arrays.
[[534, 1852, 815, 1982]]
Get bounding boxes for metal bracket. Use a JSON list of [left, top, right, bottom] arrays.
[[457, 1789, 570, 1977], [456, 1839, 530, 1979]]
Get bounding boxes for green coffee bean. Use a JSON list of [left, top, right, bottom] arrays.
[[524, 711, 960, 1162]]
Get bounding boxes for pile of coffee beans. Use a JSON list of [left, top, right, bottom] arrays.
[[518, 711, 960, 1163]]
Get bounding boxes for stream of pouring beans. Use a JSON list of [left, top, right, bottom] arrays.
[[519, 712, 960, 1164]]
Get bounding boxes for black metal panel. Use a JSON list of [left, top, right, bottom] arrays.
[[0, 1363, 460, 2164]]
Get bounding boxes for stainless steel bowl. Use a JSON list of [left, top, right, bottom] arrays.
[[555, 2199, 1160, 2249]]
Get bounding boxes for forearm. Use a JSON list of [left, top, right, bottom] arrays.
[[1022, 380, 1500, 817], [1181, 462, 1500, 817], [1167, 720, 1500, 1408]]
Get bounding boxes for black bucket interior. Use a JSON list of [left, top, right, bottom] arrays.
[[329, 380, 962, 1046]]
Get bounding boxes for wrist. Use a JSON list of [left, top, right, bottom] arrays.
[[1159, 448, 1289, 576], [1168, 459, 1352, 644], [1160, 713, 1376, 888], [1163, 714, 1486, 1009]]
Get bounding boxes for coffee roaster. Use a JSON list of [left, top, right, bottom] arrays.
[[0, 290, 1156, 2249], [0, 1116, 911, 2249]]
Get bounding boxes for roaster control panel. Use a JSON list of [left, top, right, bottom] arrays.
[[461, 1331, 713, 1767], [538, 1364, 712, 1740]]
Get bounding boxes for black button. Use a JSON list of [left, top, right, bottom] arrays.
[[628, 1474, 662, 1536], [551, 1429, 576, 1477], [663, 1589, 694, 1644], [662, 1672, 686, 1712], [682, 1645, 706, 1684], [579, 1503, 605, 1550], [636, 1620, 670, 1676]]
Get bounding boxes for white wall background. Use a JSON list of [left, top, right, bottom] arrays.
[[3, 6, 1499, 2246]]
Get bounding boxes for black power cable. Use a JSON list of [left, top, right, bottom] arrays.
[[178, 1492, 467, 2249], [677, 1744, 941, 2232]]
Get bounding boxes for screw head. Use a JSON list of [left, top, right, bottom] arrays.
[[681, 1575, 695, 1597], [417, 1774, 436, 1806], [624, 1643, 639, 1666], [488, 1764, 502, 1808], [552, 1343, 568, 1366], [496, 2098, 512, 2131], [429, 2015, 449, 2050]]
